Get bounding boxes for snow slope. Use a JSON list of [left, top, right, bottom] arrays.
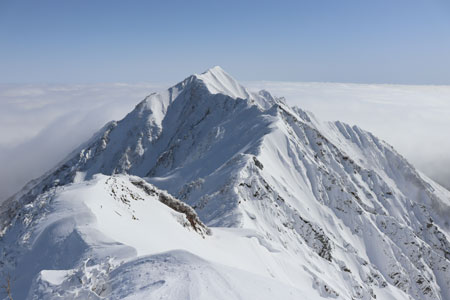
[[244, 81, 450, 191], [1, 67, 449, 300], [2, 175, 321, 299]]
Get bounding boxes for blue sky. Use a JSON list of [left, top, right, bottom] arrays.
[[1, 0, 450, 84]]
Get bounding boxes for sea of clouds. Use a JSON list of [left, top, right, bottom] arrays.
[[0, 81, 449, 202], [0, 82, 166, 201]]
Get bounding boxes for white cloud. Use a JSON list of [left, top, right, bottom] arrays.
[[0, 81, 449, 202]]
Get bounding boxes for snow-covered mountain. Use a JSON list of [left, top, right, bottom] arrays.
[[1, 66, 449, 300]]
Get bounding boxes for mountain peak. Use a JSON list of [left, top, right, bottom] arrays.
[[2, 67, 450, 300], [197, 65, 229, 79], [204, 65, 226, 73], [194, 66, 250, 99]]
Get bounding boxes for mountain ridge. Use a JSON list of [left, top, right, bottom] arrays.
[[1, 67, 449, 300]]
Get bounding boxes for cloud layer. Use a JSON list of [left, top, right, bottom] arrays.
[[0, 83, 166, 201], [1, 81, 449, 202]]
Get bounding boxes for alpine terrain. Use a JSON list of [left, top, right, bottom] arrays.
[[0, 67, 449, 300]]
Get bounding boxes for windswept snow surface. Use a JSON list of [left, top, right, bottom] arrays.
[[2, 175, 319, 299], [1, 67, 449, 300], [244, 81, 450, 191]]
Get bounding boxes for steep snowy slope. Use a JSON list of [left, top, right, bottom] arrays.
[[1, 67, 449, 300], [1, 174, 320, 299]]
